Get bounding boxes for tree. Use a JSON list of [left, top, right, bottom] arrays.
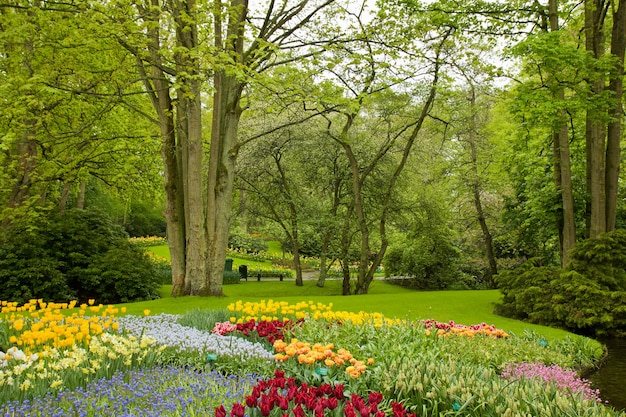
[[109, 0, 340, 296], [0, 0, 161, 229], [238, 130, 312, 286], [442, 82, 501, 285]]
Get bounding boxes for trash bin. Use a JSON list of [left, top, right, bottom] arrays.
[[225, 258, 233, 272], [239, 265, 248, 281]]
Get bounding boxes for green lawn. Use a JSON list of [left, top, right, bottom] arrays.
[[121, 282, 574, 341], [139, 244, 579, 341], [149, 244, 277, 271]]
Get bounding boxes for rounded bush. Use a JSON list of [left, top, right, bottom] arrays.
[[0, 208, 160, 304]]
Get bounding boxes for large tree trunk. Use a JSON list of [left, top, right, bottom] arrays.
[[342, 142, 372, 295], [605, 0, 626, 232], [206, 72, 243, 296], [205, 0, 248, 297], [173, 0, 206, 294], [549, 0, 576, 266], [7, 128, 37, 209], [138, 2, 188, 296], [585, 0, 608, 238]]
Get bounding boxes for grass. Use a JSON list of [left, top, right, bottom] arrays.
[[149, 245, 278, 271], [140, 244, 586, 341], [130, 282, 574, 341]]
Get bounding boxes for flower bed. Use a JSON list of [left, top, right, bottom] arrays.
[[1, 299, 623, 417]]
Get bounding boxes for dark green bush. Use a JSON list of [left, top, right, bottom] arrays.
[[494, 258, 560, 324], [0, 240, 73, 304], [495, 230, 626, 336], [124, 200, 167, 238], [228, 232, 268, 253], [0, 208, 160, 304], [384, 234, 461, 290], [223, 270, 241, 285]]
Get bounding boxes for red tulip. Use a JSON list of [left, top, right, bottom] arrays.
[[215, 405, 227, 417], [277, 395, 290, 411], [368, 392, 383, 407], [293, 405, 306, 417], [334, 384, 345, 399], [246, 396, 258, 408], [325, 397, 338, 410], [391, 402, 406, 417], [344, 402, 357, 417], [231, 404, 245, 417]]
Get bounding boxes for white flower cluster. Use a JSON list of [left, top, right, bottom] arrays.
[[0, 347, 39, 368], [116, 314, 274, 360]]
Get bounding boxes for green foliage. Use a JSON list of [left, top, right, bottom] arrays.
[[494, 258, 561, 324], [228, 231, 268, 253], [495, 230, 626, 336], [0, 208, 160, 304], [177, 309, 232, 332], [223, 271, 241, 285], [155, 346, 208, 371], [384, 234, 461, 290], [124, 200, 167, 238]]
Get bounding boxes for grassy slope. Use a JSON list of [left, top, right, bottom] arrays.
[[138, 244, 578, 341], [150, 245, 277, 271], [123, 282, 573, 341]]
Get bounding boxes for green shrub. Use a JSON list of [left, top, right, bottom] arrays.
[[0, 241, 73, 304], [384, 235, 461, 290], [223, 270, 241, 285], [228, 232, 268, 253], [0, 208, 160, 304], [123, 199, 167, 238], [494, 258, 560, 324], [495, 230, 626, 336]]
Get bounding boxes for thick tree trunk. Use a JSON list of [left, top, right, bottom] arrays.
[[161, 123, 187, 296], [75, 181, 86, 209], [585, 0, 608, 238], [606, 0, 626, 232], [342, 143, 372, 295], [180, 84, 206, 294], [138, 4, 188, 296], [156, 88, 187, 297], [171, 0, 206, 294], [206, 72, 243, 297], [549, 0, 576, 266]]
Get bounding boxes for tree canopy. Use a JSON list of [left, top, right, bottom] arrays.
[[2, 0, 626, 302]]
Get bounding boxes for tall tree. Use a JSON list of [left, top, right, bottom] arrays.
[[0, 0, 160, 228], [205, 0, 337, 295], [111, 0, 338, 296]]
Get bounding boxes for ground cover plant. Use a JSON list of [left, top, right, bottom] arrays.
[[1, 298, 624, 416]]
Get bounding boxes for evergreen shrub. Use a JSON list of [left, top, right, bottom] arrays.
[[0, 208, 160, 304], [222, 271, 241, 285], [495, 230, 626, 336]]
